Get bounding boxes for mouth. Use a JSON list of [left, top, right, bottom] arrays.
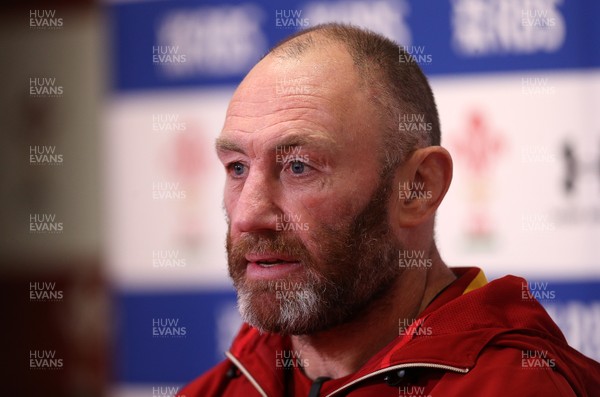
[[254, 259, 296, 267], [245, 254, 302, 279], [246, 253, 299, 265]]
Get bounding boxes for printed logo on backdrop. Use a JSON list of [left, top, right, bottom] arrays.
[[150, 121, 213, 260], [302, 0, 412, 45], [552, 137, 600, 225], [167, 129, 210, 249], [451, 109, 506, 251], [154, 4, 267, 78], [451, 0, 566, 56], [545, 301, 600, 361]]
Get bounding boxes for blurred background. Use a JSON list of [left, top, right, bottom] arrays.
[[1, 0, 599, 396]]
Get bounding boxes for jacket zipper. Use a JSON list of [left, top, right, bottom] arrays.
[[225, 351, 268, 397], [325, 362, 469, 397], [226, 351, 469, 397]]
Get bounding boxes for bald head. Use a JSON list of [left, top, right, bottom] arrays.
[[264, 23, 441, 170], [225, 34, 385, 176]]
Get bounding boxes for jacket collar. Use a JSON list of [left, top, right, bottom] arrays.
[[225, 267, 564, 396]]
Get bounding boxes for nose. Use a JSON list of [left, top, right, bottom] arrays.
[[229, 168, 278, 234]]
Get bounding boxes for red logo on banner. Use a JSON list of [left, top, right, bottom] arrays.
[[453, 110, 504, 175], [172, 129, 207, 179], [451, 109, 506, 249], [166, 122, 211, 249]]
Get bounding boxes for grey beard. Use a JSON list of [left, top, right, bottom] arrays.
[[236, 282, 322, 335]]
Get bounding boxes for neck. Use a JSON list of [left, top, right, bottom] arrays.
[[291, 250, 455, 380]]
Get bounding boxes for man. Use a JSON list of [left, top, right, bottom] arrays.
[[179, 23, 600, 396]]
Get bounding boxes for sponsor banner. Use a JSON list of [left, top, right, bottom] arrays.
[[107, 0, 600, 92], [112, 289, 240, 385], [434, 70, 600, 278], [104, 90, 232, 288]]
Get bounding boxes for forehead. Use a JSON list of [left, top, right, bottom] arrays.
[[219, 43, 374, 149]]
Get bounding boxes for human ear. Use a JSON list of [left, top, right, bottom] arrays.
[[392, 146, 453, 227]]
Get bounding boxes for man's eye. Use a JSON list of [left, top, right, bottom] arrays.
[[289, 160, 306, 174], [228, 162, 246, 176]]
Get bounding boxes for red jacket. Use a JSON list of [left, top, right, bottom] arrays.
[[179, 268, 600, 396]]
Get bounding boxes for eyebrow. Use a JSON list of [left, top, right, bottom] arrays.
[[215, 137, 244, 154], [215, 132, 337, 155]]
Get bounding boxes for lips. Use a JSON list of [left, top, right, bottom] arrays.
[[245, 254, 302, 279], [246, 254, 299, 267], [255, 260, 289, 267]]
